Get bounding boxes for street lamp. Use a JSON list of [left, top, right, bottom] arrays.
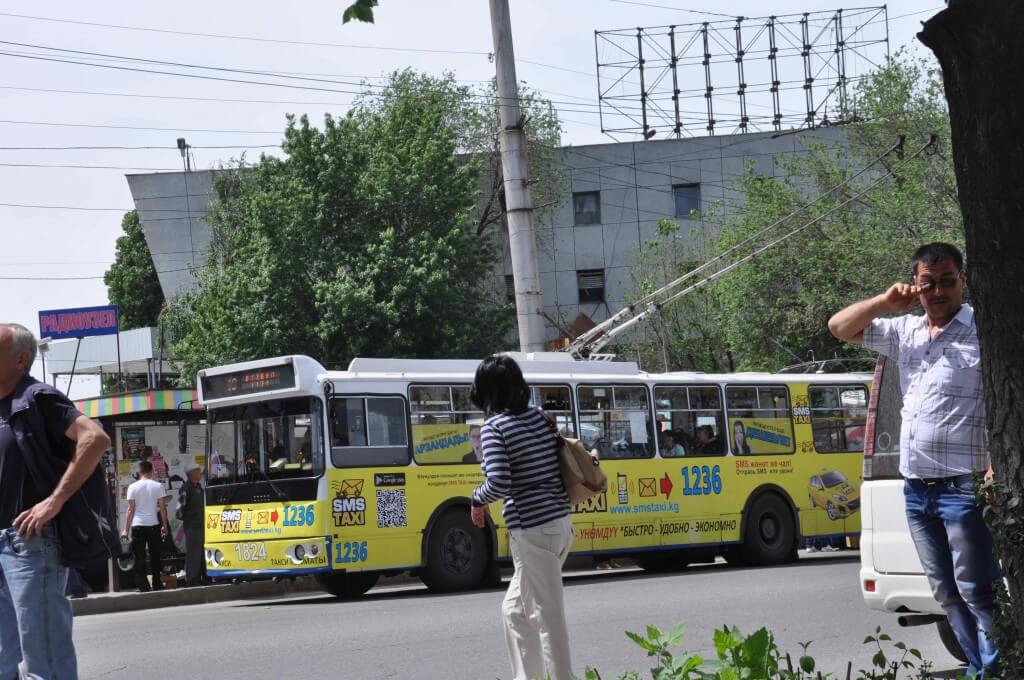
[[176, 137, 191, 172]]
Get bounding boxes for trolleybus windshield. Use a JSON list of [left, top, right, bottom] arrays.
[[207, 397, 324, 484]]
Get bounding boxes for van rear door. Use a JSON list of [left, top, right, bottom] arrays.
[[863, 356, 925, 575]]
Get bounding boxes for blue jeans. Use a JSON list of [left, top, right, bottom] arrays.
[[0, 526, 77, 680], [904, 476, 1001, 676]]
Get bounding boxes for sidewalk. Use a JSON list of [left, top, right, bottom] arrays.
[[72, 577, 325, 617]]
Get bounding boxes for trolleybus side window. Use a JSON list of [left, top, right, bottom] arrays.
[[808, 385, 868, 453], [654, 385, 727, 457], [577, 384, 654, 459], [409, 385, 486, 465], [725, 385, 795, 455], [330, 396, 410, 468], [530, 385, 577, 438], [207, 397, 325, 483]]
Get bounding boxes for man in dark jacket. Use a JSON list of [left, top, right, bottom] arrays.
[[0, 322, 111, 679], [177, 462, 206, 586]]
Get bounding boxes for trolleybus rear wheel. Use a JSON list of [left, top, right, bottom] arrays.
[[421, 510, 488, 592], [739, 494, 795, 566], [316, 571, 380, 599]]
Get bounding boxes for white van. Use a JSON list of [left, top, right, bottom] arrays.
[[859, 356, 966, 663]]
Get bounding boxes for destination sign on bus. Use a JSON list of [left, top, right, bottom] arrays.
[[202, 363, 296, 400]]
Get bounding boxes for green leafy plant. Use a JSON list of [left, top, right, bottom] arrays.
[[980, 475, 1024, 674], [580, 622, 948, 680]]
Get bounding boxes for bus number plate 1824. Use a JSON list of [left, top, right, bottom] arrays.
[[234, 543, 268, 561]]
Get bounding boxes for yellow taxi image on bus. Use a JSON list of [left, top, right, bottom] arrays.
[[808, 469, 860, 521]]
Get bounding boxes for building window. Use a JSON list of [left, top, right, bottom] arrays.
[[573, 191, 601, 225], [577, 269, 605, 303], [673, 184, 701, 219], [505, 275, 515, 303]]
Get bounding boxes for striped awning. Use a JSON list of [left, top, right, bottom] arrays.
[[75, 389, 201, 418]]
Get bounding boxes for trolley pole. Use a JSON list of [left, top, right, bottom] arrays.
[[489, 0, 547, 353]]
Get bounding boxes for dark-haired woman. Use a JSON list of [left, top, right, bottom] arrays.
[[470, 354, 573, 680]]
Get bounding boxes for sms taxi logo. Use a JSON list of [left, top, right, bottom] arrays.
[[332, 479, 366, 526], [572, 493, 607, 514], [220, 509, 242, 534]]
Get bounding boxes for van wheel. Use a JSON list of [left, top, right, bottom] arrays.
[[739, 494, 796, 566], [316, 571, 379, 599], [936, 617, 969, 664], [421, 511, 488, 592]]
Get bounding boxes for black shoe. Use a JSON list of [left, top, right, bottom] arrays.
[[138, 587, 151, 593]]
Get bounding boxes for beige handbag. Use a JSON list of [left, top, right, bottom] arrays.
[[541, 410, 607, 505], [558, 436, 608, 506]]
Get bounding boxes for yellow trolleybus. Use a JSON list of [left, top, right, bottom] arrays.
[[197, 353, 870, 598]]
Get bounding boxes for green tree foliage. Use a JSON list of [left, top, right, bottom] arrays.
[[164, 71, 536, 380], [103, 210, 165, 329], [625, 219, 734, 373], [624, 51, 962, 371], [341, 0, 377, 23]]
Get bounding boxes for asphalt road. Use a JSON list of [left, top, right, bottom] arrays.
[[74, 553, 964, 679]]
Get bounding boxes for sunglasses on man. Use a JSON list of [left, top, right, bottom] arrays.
[[912, 270, 962, 292]]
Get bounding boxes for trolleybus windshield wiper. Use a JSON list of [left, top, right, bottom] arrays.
[[243, 454, 288, 502]]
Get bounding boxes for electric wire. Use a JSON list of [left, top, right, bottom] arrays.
[[0, 11, 586, 78], [0, 41, 616, 112], [0, 119, 282, 134]]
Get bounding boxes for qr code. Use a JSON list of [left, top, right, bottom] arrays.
[[376, 489, 407, 528]]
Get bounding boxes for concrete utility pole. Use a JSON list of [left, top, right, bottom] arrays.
[[489, 0, 547, 353]]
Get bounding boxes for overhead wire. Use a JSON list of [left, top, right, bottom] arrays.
[[0, 11, 584, 79], [0, 11, 490, 56], [0, 40, 617, 113], [0, 267, 193, 281], [0, 144, 280, 150], [0, 119, 283, 134]]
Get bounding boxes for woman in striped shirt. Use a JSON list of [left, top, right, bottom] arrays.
[[470, 354, 573, 680]]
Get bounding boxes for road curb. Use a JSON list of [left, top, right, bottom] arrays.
[[71, 559, 622, 616], [72, 577, 324, 616]]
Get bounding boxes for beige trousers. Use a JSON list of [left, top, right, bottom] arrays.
[[502, 515, 574, 680]]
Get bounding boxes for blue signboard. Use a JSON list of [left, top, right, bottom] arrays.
[[38, 305, 120, 340]]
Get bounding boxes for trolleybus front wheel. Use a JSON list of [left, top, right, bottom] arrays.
[[421, 510, 488, 592], [316, 571, 380, 599], [739, 493, 796, 566]]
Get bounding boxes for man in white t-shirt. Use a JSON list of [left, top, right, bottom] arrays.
[[122, 460, 170, 592]]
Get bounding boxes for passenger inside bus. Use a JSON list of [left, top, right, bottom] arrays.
[[682, 424, 725, 456], [659, 430, 687, 457]]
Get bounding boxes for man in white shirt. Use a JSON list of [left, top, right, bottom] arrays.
[[828, 242, 1000, 677], [122, 460, 170, 592]]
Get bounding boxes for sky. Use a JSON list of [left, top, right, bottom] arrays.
[[0, 0, 942, 396]]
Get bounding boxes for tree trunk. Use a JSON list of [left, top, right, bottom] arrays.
[[918, 0, 1024, 652]]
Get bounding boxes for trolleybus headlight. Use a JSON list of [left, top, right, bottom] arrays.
[[206, 548, 224, 567]]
